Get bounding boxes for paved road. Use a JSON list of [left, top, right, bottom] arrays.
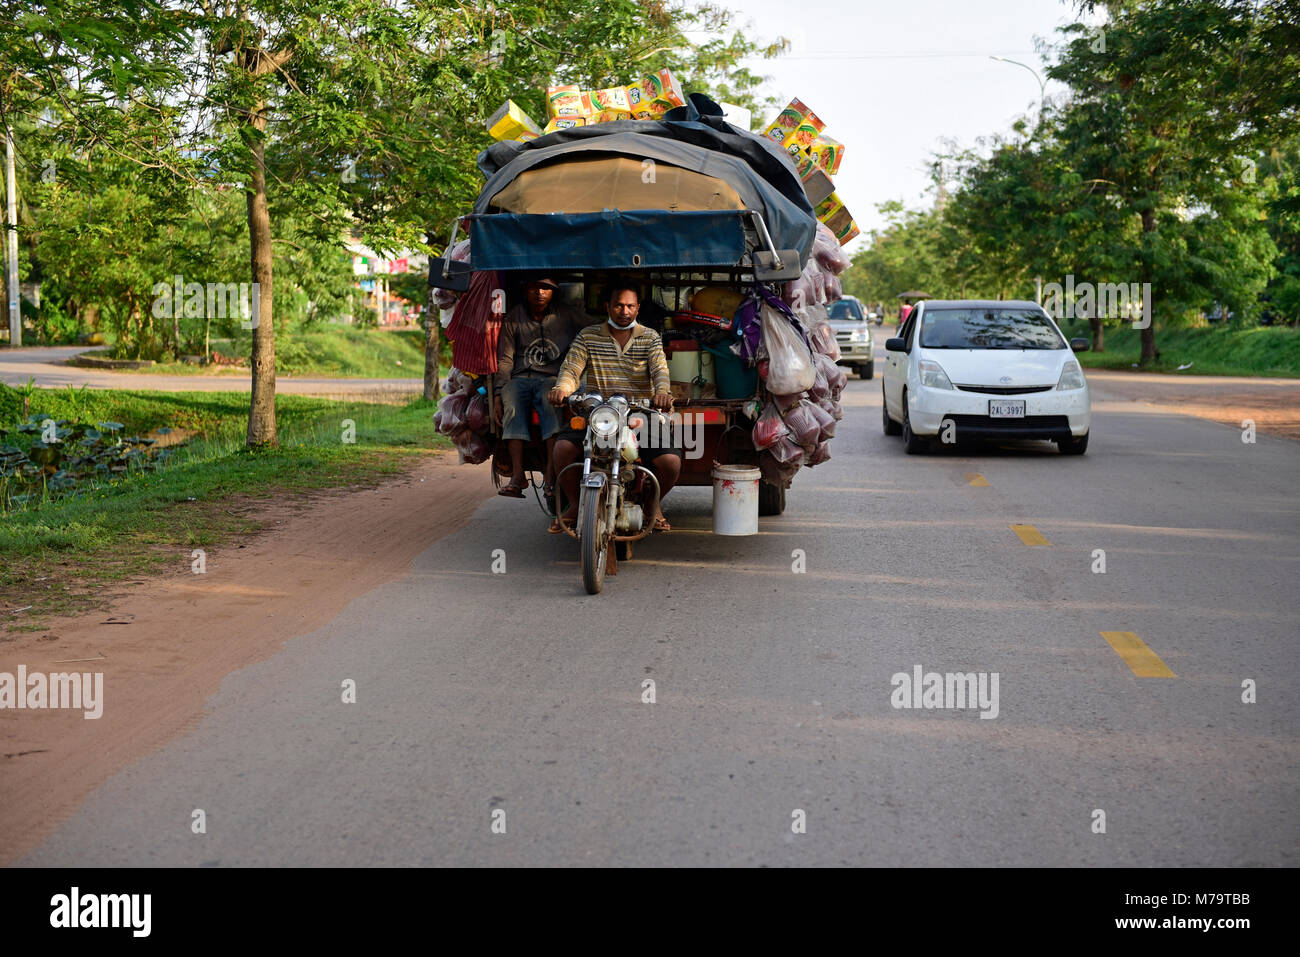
[[0, 345, 421, 400], [17, 329, 1299, 866]]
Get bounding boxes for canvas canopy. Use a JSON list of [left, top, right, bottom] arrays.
[[488, 155, 746, 214], [468, 95, 817, 273]]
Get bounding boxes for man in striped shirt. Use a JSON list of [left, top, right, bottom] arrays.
[[547, 285, 679, 533]]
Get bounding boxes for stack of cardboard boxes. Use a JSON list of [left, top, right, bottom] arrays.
[[760, 98, 857, 246]]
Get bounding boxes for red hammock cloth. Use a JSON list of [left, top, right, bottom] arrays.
[[446, 270, 503, 374]]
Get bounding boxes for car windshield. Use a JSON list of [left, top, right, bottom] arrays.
[[828, 300, 864, 320], [920, 308, 1066, 349]]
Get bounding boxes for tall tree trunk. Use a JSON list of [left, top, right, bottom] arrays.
[[244, 100, 277, 447], [1089, 317, 1104, 352], [423, 281, 440, 403], [1139, 208, 1157, 367]]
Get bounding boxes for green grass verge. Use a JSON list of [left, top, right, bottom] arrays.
[[111, 327, 436, 379], [1059, 320, 1300, 377], [1, 385, 451, 628]]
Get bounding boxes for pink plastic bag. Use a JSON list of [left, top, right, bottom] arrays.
[[805, 441, 831, 467], [807, 399, 835, 440], [436, 391, 469, 435], [782, 400, 821, 448], [760, 449, 802, 488], [813, 222, 850, 274], [751, 402, 789, 450], [816, 352, 847, 394], [768, 433, 805, 464], [808, 362, 830, 401], [455, 429, 491, 465], [818, 396, 843, 421], [465, 392, 489, 433], [808, 318, 841, 361]]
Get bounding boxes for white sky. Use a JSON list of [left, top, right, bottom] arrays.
[[715, 0, 1091, 251]]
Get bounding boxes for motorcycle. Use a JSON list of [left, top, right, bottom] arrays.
[[554, 392, 662, 595]]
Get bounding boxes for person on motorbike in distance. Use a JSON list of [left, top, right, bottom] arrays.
[[547, 284, 678, 534]]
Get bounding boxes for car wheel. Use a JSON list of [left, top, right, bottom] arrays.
[[902, 391, 928, 454], [860, 360, 874, 380], [1058, 432, 1089, 455], [882, 383, 902, 435]]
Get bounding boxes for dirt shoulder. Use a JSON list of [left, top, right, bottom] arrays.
[[1086, 370, 1300, 440], [0, 452, 493, 864]]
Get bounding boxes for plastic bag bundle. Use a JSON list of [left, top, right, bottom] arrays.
[[783, 272, 816, 312], [768, 433, 805, 464], [808, 361, 830, 401], [807, 400, 835, 441], [805, 441, 832, 467], [805, 257, 827, 305], [808, 318, 841, 361], [772, 390, 804, 413], [455, 429, 491, 465], [815, 352, 847, 395], [819, 395, 844, 421], [465, 392, 489, 433], [782, 400, 821, 448], [435, 391, 469, 436], [760, 449, 802, 489], [751, 402, 789, 450], [825, 273, 843, 301], [761, 300, 816, 396], [813, 222, 850, 275]]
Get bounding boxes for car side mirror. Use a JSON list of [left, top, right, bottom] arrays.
[[1069, 337, 1090, 352], [885, 337, 907, 353]]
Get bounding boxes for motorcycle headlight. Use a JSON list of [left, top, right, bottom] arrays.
[[582, 392, 603, 412], [919, 359, 954, 390], [1057, 361, 1086, 391], [589, 406, 620, 438]]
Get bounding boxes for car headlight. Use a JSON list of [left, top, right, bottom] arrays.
[[1057, 361, 1086, 391], [589, 406, 620, 438], [918, 359, 953, 390], [850, 330, 869, 343]]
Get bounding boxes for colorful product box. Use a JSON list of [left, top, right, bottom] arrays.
[[763, 98, 814, 144], [835, 219, 860, 245], [627, 68, 686, 116], [542, 115, 587, 134], [814, 192, 845, 224], [783, 111, 825, 154], [546, 84, 587, 118], [810, 134, 845, 175], [486, 99, 544, 142]]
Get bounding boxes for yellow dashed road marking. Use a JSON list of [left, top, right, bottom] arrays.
[[1101, 631, 1176, 678], [1011, 524, 1051, 546], [965, 472, 989, 486]]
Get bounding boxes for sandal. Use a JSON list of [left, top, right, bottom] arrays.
[[652, 516, 672, 533], [549, 515, 575, 535], [498, 482, 527, 498], [542, 482, 555, 501]]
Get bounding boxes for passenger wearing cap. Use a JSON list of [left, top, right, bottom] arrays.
[[495, 277, 592, 498]]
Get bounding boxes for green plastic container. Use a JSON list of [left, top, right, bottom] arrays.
[[704, 342, 758, 399]]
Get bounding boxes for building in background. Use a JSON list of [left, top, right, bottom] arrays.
[[345, 238, 428, 326]]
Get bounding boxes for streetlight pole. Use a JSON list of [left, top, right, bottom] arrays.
[[990, 56, 1046, 132]]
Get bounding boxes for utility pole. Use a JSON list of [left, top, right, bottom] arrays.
[[5, 123, 19, 346]]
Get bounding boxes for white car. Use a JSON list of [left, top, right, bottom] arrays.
[[881, 299, 1092, 454]]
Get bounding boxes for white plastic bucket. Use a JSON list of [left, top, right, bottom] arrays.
[[712, 464, 761, 536]]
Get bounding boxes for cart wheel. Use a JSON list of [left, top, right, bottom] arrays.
[[758, 481, 786, 516]]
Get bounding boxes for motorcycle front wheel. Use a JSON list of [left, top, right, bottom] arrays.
[[580, 484, 609, 594]]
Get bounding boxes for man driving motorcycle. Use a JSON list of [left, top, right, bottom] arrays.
[[547, 284, 679, 534]]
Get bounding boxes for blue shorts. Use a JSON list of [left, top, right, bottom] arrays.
[[500, 374, 560, 441]]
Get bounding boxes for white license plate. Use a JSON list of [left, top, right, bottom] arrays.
[[989, 399, 1025, 418]]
